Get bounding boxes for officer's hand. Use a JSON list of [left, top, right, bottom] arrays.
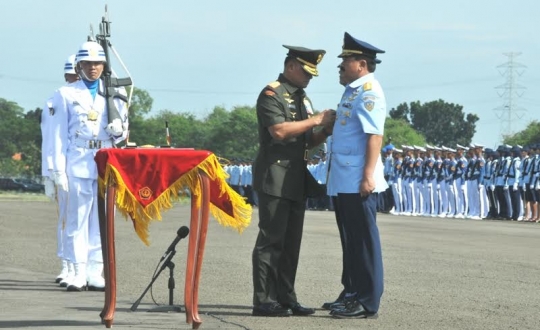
[[436, 184, 440, 190], [513, 183, 518, 191], [315, 109, 336, 127], [43, 177, 56, 201], [461, 184, 465, 191], [106, 118, 125, 136], [522, 183, 526, 191], [360, 175, 375, 197], [490, 184, 495, 191], [427, 182, 432, 189], [53, 171, 69, 192], [503, 185, 509, 191]]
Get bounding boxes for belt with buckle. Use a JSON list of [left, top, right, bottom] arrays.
[[74, 139, 112, 149]]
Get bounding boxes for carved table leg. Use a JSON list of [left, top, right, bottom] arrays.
[[100, 186, 117, 328], [184, 172, 211, 329]]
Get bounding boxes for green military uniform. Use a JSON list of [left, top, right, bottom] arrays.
[[252, 46, 325, 308]]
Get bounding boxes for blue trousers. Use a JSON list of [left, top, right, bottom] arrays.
[[333, 193, 384, 313]]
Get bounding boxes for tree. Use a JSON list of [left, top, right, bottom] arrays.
[[503, 120, 540, 146], [0, 99, 41, 178], [384, 117, 426, 148], [389, 99, 479, 146], [204, 105, 258, 159]]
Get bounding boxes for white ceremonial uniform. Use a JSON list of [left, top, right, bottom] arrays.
[[42, 97, 69, 263], [49, 79, 128, 266]]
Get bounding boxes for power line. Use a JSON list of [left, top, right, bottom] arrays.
[[493, 52, 527, 139]]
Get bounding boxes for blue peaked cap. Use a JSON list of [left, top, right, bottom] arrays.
[[338, 32, 385, 63]]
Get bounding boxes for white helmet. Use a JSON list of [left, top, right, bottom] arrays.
[[64, 54, 77, 74], [75, 41, 106, 63]]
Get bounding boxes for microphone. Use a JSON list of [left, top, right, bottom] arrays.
[[160, 226, 189, 261]]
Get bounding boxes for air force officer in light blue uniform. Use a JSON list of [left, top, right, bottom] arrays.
[[326, 32, 387, 319]]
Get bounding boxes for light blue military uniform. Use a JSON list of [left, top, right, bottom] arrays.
[[327, 71, 387, 314], [327, 73, 387, 196]]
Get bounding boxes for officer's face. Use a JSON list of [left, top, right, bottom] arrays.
[[80, 61, 105, 80], [338, 56, 363, 85], [288, 61, 313, 88]]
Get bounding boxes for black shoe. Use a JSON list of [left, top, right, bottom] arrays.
[[322, 298, 346, 311], [252, 303, 292, 317], [322, 291, 346, 310], [331, 300, 378, 319], [282, 302, 315, 316]]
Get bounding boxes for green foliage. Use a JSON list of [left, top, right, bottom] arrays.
[[0, 99, 41, 178], [503, 120, 540, 146], [389, 99, 478, 146], [384, 117, 426, 148]]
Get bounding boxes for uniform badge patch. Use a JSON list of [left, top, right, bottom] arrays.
[[87, 109, 99, 121], [264, 90, 275, 96], [48, 107, 55, 116], [365, 100, 375, 111], [303, 99, 313, 115]]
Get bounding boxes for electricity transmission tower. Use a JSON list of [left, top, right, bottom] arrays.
[[494, 52, 527, 139]]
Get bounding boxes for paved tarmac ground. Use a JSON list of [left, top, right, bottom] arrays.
[[1, 196, 539, 330]]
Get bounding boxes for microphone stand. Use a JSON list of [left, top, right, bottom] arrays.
[[130, 248, 182, 313]]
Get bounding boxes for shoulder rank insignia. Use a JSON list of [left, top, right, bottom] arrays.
[[363, 82, 372, 91], [268, 81, 281, 88], [48, 107, 55, 116]]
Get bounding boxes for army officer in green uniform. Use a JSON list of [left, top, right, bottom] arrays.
[[252, 45, 336, 317]]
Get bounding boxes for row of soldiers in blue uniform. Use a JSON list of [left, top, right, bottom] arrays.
[[224, 160, 257, 206], [381, 143, 540, 222]]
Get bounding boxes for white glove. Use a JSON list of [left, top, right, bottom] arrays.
[[436, 184, 440, 190], [427, 182, 432, 189], [461, 185, 466, 191], [490, 185, 495, 191], [513, 183, 518, 191], [106, 118, 125, 136], [43, 177, 56, 201], [53, 171, 69, 192], [522, 183, 526, 191], [478, 183, 484, 189], [536, 183, 540, 190], [503, 185, 509, 191]]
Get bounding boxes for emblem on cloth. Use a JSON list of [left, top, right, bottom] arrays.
[[138, 187, 153, 200], [88, 109, 99, 121], [365, 100, 375, 111]]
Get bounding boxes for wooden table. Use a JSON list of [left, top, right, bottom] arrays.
[[94, 148, 251, 329]]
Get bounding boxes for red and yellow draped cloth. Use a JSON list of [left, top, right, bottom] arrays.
[[95, 148, 252, 245]]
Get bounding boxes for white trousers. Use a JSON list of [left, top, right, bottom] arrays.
[[56, 189, 69, 259], [65, 177, 103, 264]]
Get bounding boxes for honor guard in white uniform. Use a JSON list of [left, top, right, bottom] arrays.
[[42, 54, 80, 286], [325, 32, 386, 319], [49, 42, 128, 291]]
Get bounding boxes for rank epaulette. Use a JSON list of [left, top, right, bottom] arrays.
[[363, 82, 372, 91], [268, 81, 281, 89]]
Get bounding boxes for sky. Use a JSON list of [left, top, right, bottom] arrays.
[[1, 0, 538, 148]]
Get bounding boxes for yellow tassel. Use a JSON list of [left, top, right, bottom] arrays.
[[98, 154, 252, 246]]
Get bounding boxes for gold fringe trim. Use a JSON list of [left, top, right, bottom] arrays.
[[98, 154, 252, 245]]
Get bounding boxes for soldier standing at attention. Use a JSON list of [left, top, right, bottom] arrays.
[[252, 45, 336, 317], [324, 32, 387, 319], [42, 54, 80, 286], [49, 41, 129, 292]]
